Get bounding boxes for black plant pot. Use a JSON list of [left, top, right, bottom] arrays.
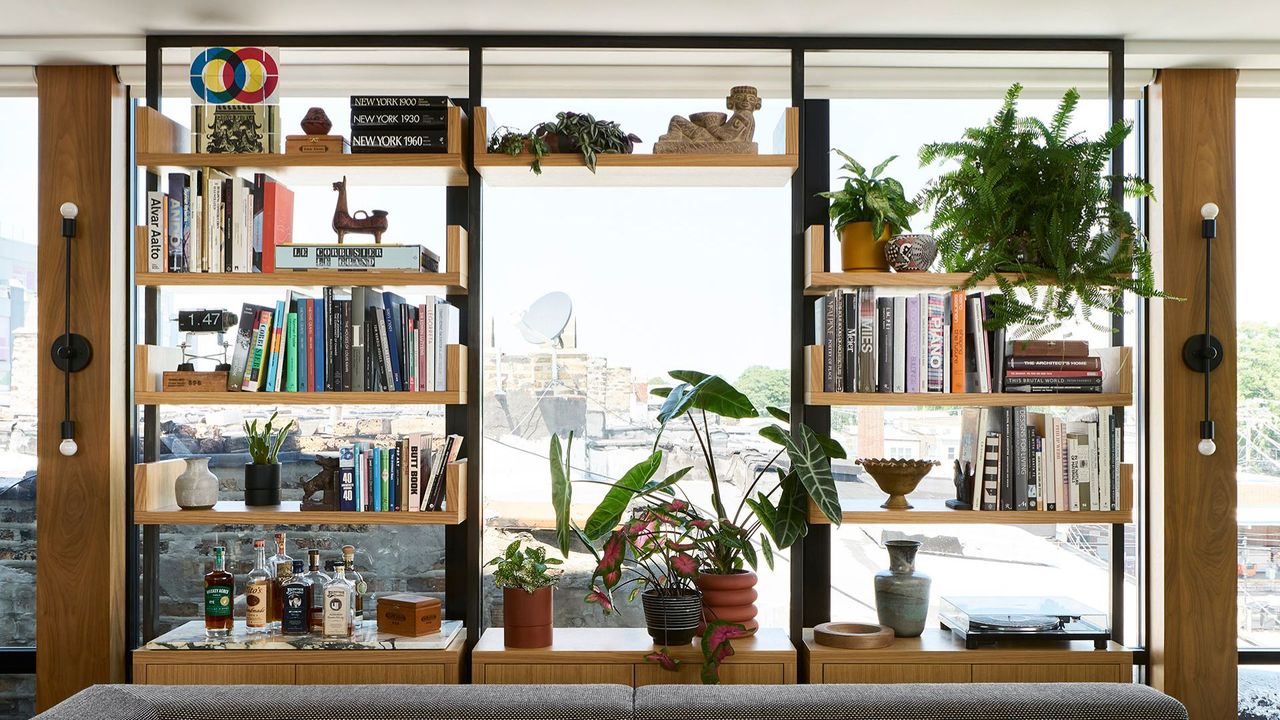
[[641, 589, 703, 646], [244, 463, 281, 506]]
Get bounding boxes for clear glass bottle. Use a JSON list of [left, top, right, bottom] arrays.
[[322, 561, 355, 638], [280, 560, 311, 636], [268, 532, 293, 630], [341, 545, 367, 625], [203, 545, 233, 637], [302, 549, 331, 633], [244, 539, 271, 633]]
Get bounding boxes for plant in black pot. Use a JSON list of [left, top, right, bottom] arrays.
[[242, 411, 295, 507]]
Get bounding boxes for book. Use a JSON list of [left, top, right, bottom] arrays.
[[857, 288, 876, 393], [166, 175, 188, 273], [350, 108, 448, 129], [244, 309, 273, 392], [350, 131, 448, 153], [1003, 376, 1103, 387], [284, 313, 299, 392], [315, 295, 326, 392], [192, 104, 280, 154], [980, 433, 1000, 511], [1012, 406, 1030, 511], [350, 95, 451, 109], [1005, 383, 1103, 393], [146, 192, 167, 273], [832, 291, 845, 393], [275, 243, 439, 271], [985, 295, 1006, 392], [339, 447, 356, 512], [372, 448, 382, 512], [259, 177, 294, 274], [381, 291, 408, 390], [228, 303, 270, 391], [435, 303, 460, 391], [926, 293, 946, 393], [905, 295, 920, 393], [407, 434, 424, 511], [1006, 356, 1102, 370], [1005, 369, 1103, 379], [822, 293, 837, 392], [426, 435, 463, 511], [892, 297, 906, 393], [966, 293, 990, 393], [1010, 339, 1090, 358], [876, 297, 893, 393], [950, 290, 966, 393], [842, 291, 858, 393], [264, 299, 287, 392], [381, 447, 391, 512]]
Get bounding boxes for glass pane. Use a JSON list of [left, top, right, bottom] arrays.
[[0, 96, 38, 649], [1238, 98, 1280, 650], [480, 95, 791, 630], [1241, 665, 1280, 720], [0, 674, 34, 720]]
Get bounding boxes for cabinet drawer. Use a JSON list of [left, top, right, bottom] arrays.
[[297, 664, 444, 684], [634, 663, 785, 686], [823, 664, 971, 684], [144, 664, 295, 685], [972, 664, 1127, 683], [481, 664, 634, 685]]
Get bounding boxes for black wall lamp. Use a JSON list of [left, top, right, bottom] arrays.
[[1182, 202, 1223, 457], [49, 201, 92, 457]]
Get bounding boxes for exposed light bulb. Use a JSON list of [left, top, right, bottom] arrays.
[[59, 438, 78, 457], [1197, 437, 1217, 456], [59, 202, 78, 220]]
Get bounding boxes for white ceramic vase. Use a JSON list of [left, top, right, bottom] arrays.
[[175, 457, 218, 510]]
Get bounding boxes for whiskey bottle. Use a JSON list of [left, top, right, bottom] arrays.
[[280, 560, 311, 636], [245, 539, 271, 633], [322, 561, 355, 638], [268, 532, 294, 630], [302, 549, 331, 633], [341, 545, 367, 625], [203, 545, 233, 637]]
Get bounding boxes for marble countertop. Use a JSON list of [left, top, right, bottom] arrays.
[[144, 619, 462, 651]]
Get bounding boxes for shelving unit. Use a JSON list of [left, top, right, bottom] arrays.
[[471, 106, 799, 187], [134, 458, 468, 525]]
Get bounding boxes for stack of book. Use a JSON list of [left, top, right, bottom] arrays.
[[959, 407, 1121, 512], [349, 96, 451, 154], [816, 288, 1109, 395], [226, 289, 460, 393], [335, 434, 463, 513], [1003, 340, 1103, 394], [146, 171, 293, 274]]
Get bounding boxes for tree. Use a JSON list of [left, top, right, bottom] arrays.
[[734, 366, 789, 413], [1239, 323, 1280, 402]]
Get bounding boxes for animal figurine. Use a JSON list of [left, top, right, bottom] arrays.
[[332, 176, 389, 243], [300, 454, 340, 511], [945, 460, 975, 510]]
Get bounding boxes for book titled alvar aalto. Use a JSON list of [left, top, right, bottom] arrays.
[[276, 244, 440, 272]]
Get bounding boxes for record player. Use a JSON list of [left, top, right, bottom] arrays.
[[939, 596, 1111, 649]]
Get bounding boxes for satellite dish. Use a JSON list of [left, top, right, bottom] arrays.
[[518, 291, 573, 346]]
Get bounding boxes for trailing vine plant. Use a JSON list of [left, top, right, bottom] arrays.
[[486, 112, 641, 175], [917, 83, 1170, 333]]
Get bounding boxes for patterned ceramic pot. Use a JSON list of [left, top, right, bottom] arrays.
[[885, 233, 938, 272], [694, 571, 759, 635], [874, 540, 931, 638], [641, 589, 703, 645], [175, 457, 218, 510]]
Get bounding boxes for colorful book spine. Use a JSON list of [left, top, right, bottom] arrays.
[[314, 297, 326, 392], [284, 313, 298, 392], [380, 448, 391, 511], [372, 448, 382, 512], [905, 295, 920, 393], [338, 446, 356, 511], [926, 294, 946, 393], [297, 301, 309, 392], [264, 300, 286, 392]]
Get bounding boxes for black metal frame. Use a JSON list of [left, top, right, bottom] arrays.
[[125, 32, 1138, 676]]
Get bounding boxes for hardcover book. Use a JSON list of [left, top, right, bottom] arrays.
[[228, 303, 271, 391], [350, 109, 447, 129], [146, 191, 167, 273], [192, 104, 280, 154], [981, 433, 1000, 511], [905, 295, 920, 393], [349, 131, 448, 153], [275, 244, 440, 271], [350, 95, 451, 108], [166, 175, 189, 273], [339, 447, 356, 511], [876, 297, 893, 393], [857, 288, 876, 393]]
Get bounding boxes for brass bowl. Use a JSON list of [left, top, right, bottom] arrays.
[[857, 458, 939, 510]]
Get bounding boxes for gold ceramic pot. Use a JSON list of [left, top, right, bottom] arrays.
[[839, 222, 891, 272], [857, 458, 939, 510]]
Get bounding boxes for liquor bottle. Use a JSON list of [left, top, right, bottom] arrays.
[[302, 549, 331, 633], [341, 545, 367, 625], [268, 532, 294, 630], [245, 539, 272, 633], [203, 545, 233, 637], [280, 560, 311, 636], [322, 561, 355, 638]]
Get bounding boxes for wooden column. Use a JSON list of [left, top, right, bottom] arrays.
[[35, 66, 127, 711], [1147, 68, 1238, 719]]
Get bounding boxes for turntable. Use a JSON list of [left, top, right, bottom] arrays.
[[939, 596, 1111, 649]]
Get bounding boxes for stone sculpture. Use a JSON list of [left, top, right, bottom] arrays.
[[654, 85, 761, 154]]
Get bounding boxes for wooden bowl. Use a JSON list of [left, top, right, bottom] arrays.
[[814, 621, 895, 649], [857, 458, 939, 510]]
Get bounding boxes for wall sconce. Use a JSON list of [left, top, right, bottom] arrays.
[[1181, 202, 1223, 456], [49, 202, 92, 457]]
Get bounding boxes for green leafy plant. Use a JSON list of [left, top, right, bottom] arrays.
[[485, 540, 562, 593], [487, 112, 641, 175], [918, 83, 1168, 333], [243, 411, 294, 465], [487, 126, 551, 174], [817, 151, 919, 238]]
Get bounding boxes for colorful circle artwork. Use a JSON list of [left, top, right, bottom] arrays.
[[189, 47, 279, 105]]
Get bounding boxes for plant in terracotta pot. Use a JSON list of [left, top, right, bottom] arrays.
[[242, 411, 294, 507], [486, 539, 562, 648], [817, 151, 920, 272]]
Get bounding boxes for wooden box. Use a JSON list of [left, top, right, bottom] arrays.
[[377, 594, 441, 637], [161, 371, 229, 392], [286, 135, 349, 155]]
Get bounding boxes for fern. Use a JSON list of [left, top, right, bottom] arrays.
[[918, 84, 1171, 334]]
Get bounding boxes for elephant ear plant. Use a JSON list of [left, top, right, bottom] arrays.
[[918, 83, 1169, 334]]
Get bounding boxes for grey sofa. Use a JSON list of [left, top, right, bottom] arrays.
[[34, 682, 1188, 720]]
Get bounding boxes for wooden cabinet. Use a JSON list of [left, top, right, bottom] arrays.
[[803, 629, 1133, 685], [133, 634, 464, 686], [473, 628, 797, 686]]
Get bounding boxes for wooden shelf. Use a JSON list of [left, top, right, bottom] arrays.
[[135, 106, 469, 187], [134, 344, 467, 406], [471, 107, 798, 187], [134, 459, 467, 525], [805, 345, 1133, 407], [134, 226, 469, 294]]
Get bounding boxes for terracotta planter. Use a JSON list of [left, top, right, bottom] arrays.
[[839, 222, 891, 272], [694, 571, 759, 635], [503, 586, 553, 648]]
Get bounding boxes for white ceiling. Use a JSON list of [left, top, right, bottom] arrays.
[[1, 0, 1280, 68]]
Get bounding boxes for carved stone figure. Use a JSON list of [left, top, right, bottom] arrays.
[[332, 176, 389, 243], [945, 460, 975, 510], [300, 454, 340, 511], [654, 85, 762, 155]]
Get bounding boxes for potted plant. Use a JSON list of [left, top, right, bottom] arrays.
[[242, 411, 294, 507], [486, 539, 562, 648], [817, 151, 920, 272], [487, 111, 641, 175], [918, 83, 1168, 333]]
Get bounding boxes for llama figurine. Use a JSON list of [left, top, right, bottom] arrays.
[[331, 176, 389, 243]]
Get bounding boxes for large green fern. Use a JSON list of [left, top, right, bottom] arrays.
[[918, 84, 1168, 334]]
